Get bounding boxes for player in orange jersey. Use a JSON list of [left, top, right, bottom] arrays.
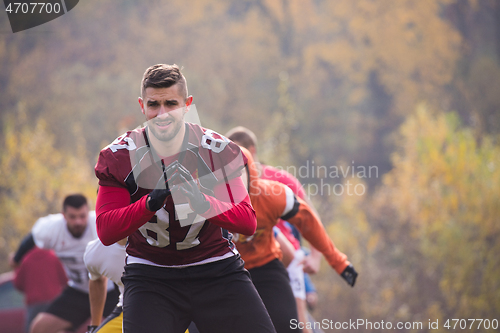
[[234, 147, 357, 333]]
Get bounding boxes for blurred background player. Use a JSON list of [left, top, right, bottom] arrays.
[[273, 226, 295, 268], [84, 238, 127, 333], [11, 194, 119, 333], [227, 127, 358, 333], [304, 273, 318, 312], [83, 237, 196, 333], [10, 247, 68, 333], [235, 147, 356, 333]]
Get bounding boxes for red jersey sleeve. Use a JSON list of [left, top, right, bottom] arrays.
[[261, 165, 306, 199], [95, 186, 155, 245], [202, 176, 256, 236]]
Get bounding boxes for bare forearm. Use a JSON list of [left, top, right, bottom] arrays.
[[89, 277, 107, 326], [303, 246, 322, 274], [276, 231, 295, 268]]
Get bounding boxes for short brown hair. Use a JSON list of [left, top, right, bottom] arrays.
[[225, 126, 258, 150], [141, 64, 188, 99]]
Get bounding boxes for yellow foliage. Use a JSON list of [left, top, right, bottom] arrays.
[[302, 0, 461, 115], [312, 106, 500, 329], [382, 105, 500, 320], [0, 106, 96, 273]]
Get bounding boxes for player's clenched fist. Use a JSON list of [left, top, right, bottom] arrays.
[[341, 264, 358, 287], [170, 163, 210, 214], [146, 161, 178, 212]]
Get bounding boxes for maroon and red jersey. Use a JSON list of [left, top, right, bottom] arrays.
[[95, 123, 253, 266]]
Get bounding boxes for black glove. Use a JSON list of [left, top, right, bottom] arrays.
[[86, 325, 98, 333], [341, 264, 358, 287], [146, 161, 177, 212], [171, 163, 210, 214]]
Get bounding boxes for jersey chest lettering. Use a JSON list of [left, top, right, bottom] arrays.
[[107, 136, 137, 153], [138, 203, 206, 250], [201, 129, 229, 153], [58, 256, 88, 285]]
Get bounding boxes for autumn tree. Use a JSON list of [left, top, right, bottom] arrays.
[[0, 106, 96, 273], [312, 106, 500, 331], [380, 105, 500, 322]]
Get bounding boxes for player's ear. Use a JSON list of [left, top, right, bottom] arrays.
[[185, 96, 193, 112], [138, 97, 145, 115]]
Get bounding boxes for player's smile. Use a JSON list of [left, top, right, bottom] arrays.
[[152, 114, 174, 130], [148, 110, 182, 141], [154, 119, 172, 128], [139, 85, 192, 143]]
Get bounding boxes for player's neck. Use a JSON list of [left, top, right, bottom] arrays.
[[148, 124, 186, 158]]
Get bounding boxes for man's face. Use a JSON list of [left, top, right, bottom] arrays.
[[139, 85, 193, 142], [63, 205, 89, 238]]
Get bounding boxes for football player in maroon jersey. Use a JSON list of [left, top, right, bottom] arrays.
[[94, 64, 276, 333]]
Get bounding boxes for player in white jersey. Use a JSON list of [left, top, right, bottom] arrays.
[[83, 239, 196, 333], [11, 194, 119, 333]]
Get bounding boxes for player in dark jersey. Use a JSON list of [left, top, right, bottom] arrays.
[[94, 64, 276, 333]]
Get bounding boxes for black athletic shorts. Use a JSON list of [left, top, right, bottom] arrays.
[[122, 255, 277, 333], [46, 285, 119, 331], [249, 259, 301, 333]]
